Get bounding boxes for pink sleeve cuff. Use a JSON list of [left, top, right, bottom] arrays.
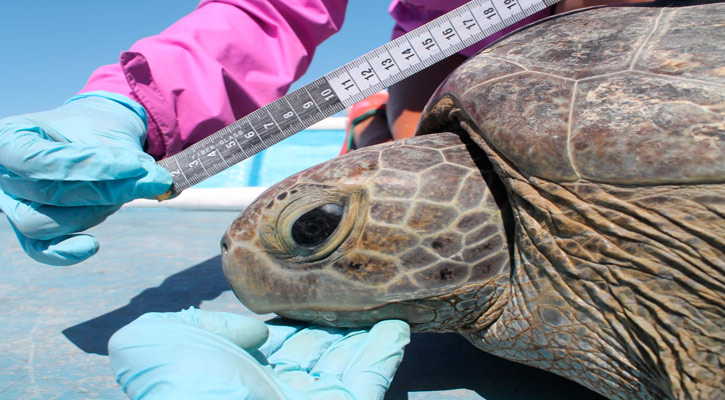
[[81, 0, 347, 160]]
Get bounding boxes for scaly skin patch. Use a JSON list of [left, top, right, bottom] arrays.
[[222, 133, 513, 331]]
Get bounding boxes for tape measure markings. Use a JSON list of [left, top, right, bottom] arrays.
[[158, 0, 560, 197]]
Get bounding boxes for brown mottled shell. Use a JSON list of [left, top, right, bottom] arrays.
[[422, 4, 724, 184]]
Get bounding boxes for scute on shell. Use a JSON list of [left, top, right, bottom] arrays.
[[421, 4, 725, 184]]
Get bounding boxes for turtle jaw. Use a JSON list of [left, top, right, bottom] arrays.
[[221, 238, 388, 316], [276, 302, 440, 330], [222, 236, 493, 332], [275, 276, 515, 333]]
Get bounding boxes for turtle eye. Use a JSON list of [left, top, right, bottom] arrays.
[[291, 203, 344, 248], [260, 187, 364, 262]]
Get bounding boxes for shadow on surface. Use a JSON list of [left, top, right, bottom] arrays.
[[62, 253, 605, 399], [386, 332, 605, 400], [63, 255, 230, 355]]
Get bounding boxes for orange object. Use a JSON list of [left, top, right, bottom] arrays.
[[339, 91, 389, 155]]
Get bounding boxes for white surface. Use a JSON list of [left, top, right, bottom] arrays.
[[308, 116, 346, 130], [125, 187, 269, 211]]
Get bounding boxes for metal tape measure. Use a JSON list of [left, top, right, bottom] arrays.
[[157, 0, 560, 199]]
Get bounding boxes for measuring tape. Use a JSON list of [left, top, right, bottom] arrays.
[[157, 0, 560, 199]]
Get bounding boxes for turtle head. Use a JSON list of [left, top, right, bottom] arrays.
[[221, 133, 513, 332]]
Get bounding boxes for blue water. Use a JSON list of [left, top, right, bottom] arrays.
[[197, 129, 345, 188]]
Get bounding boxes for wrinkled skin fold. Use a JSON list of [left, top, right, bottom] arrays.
[[222, 4, 724, 400]]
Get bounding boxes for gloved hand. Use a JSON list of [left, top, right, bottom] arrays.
[[108, 307, 410, 400], [0, 91, 172, 266]]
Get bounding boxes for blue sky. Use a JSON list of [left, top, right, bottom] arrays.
[[0, 0, 394, 118]]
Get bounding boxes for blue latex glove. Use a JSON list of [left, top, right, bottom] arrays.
[[0, 91, 172, 265], [108, 308, 410, 400]]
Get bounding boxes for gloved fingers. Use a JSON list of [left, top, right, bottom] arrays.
[[268, 326, 347, 371], [191, 309, 270, 352], [258, 323, 303, 359], [0, 190, 118, 240], [307, 330, 368, 377], [58, 92, 149, 152], [341, 320, 410, 399], [313, 320, 410, 400], [0, 122, 156, 182], [0, 162, 171, 206], [109, 312, 287, 400], [9, 225, 100, 266], [267, 326, 346, 390], [134, 308, 270, 352]]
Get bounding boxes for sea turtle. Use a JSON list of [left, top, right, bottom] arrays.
[[221, 3, 724, 400]]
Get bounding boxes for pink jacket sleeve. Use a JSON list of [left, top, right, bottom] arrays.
[[81, 0, 347, 159]]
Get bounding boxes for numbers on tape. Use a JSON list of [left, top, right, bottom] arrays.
[[157, 0, 559, 199]]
